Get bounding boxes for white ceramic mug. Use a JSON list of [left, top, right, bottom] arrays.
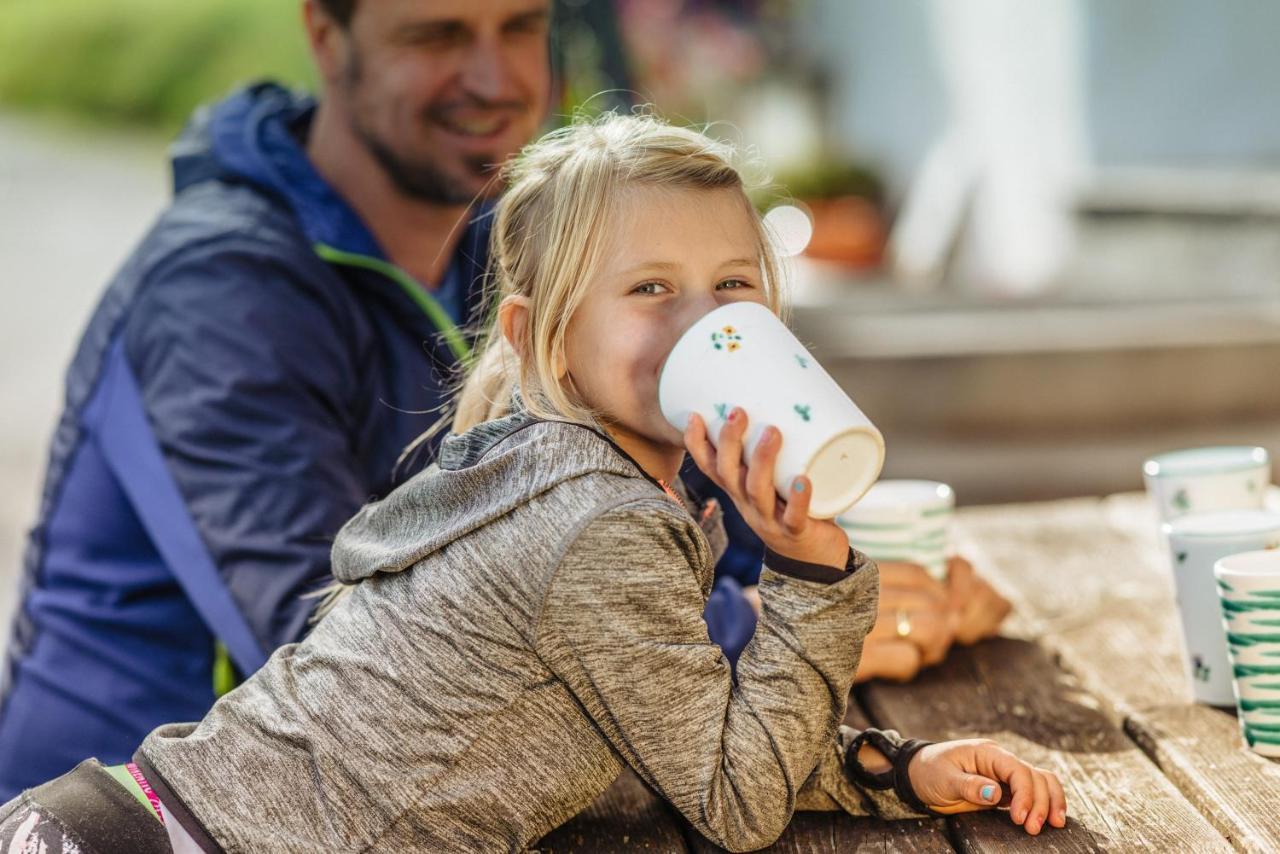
[[1213, 549, 1280, 757], [659, 302, 884, 519], [837, 480, 955, 579], [1143, 446, 1270, 523], [1163, 511, 1280, 706]]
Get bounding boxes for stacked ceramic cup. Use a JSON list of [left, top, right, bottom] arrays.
[[1143, 446, 1270, 522], [1214, 551, 1280, 757], [1143, 446, 1277, 747], [1163, 511, 1280, 706], [835, 480, 955, 580]]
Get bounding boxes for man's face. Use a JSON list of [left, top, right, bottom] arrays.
[[329, 0, 552, 204]]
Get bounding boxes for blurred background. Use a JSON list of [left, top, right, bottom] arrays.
[[3, 0, 1280, 632]]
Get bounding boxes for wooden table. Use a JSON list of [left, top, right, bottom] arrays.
[[535, 494, 1280, 853]]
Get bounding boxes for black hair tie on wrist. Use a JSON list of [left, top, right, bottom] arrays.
[[844, 729, 942, 817], [891, 738, 940, 816], [843, 728, 896, 790]]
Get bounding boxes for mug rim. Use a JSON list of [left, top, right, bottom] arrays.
[[1143, 445, 1270, 479], [1215, 549, 1280, 580]]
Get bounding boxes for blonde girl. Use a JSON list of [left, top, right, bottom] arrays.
[[0, 112, 1066, 853]]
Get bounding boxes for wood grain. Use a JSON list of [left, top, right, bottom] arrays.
[[953, 493, 1280, 850], [861, 638, 1231, 852], [535, 769, 688, 853]]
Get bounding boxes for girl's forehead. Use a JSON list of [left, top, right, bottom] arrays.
[[605, 185, 761, 269]]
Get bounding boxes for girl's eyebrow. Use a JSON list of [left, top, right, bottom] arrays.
[[620, 258, 758, 276]]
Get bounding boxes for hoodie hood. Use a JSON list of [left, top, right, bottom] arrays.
[[330, 406, 666, 584], [170, 81, 384, 258]]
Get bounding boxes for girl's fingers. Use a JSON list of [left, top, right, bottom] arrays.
[[1044, 770, 1068, 828], [961, 773, 1002, 808], [1024, 769, 1050, 835], [780, 476, 811, 533], [986, 749, 1036, 826], [683, 414, 718, 481], [745, 426, 779, 520], [715, 409, 749, 498]]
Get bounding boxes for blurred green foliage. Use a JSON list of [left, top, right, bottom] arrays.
[[0, 0, 315, 130]]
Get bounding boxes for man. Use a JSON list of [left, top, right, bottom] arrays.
[[0, 0, 555, 796]]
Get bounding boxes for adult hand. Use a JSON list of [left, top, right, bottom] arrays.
[[945, 556, 1012, 646], [869, 572, 955, 666]]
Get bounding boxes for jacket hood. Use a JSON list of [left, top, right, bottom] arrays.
[[329, 405, 664, 584], [170, 81, 384, 257]]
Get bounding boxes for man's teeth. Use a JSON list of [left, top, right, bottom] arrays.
[[442, 117, 507, 136]]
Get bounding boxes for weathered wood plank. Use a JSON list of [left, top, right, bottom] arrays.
[[1124, 702, 1280, 852], [951, 495, 1188, 714], [687, 811, 955, 854], [861, 637, 1232, 852], [954, 494, 1280, 851], [535, 769, 688, 853]]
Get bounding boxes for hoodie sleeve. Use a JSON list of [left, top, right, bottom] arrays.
[[535, 498, 923, 851], [122, 245, 367, 671]]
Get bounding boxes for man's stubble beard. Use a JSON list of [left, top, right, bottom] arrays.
[[343, 48, 500, 206]]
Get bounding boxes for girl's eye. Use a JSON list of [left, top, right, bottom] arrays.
[[632, 281, 669, 295], [717, 279, 753, 290]]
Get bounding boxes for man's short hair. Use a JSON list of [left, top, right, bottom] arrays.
[[317, 0, 357, 27]]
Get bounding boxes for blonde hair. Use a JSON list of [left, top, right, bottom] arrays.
[[447, 108, 788, 438], [315, 110, 788, 620]]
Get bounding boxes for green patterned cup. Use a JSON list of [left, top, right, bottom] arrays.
[[836, 480, 955, 580], [1214, 550, 1280, 757], [1143, 446, 1270, 523]]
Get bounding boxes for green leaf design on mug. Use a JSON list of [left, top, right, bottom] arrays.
[[1176, 552, 1188, 564], [1173, 488, 1192, 512], [794, 404, 812, 422], [713, 403, 730, 421], [794, 354, 809, 369]]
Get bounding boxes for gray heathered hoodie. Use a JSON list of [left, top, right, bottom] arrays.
[[137, 405, 923, 853]]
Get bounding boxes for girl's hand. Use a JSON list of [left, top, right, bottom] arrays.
[[907, 739, 1067, 835], [684, 410, 849, 569]]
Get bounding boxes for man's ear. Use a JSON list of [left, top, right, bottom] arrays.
[[302, 0, 347, 85], [498, 295, 532, 362]]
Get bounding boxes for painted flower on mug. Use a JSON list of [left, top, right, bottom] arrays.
[[711, 326, 743, 352]]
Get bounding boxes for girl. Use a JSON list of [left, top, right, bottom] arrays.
[[0, 112, 1066, 853]]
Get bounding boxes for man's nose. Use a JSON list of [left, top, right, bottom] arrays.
[[459, 39, 518, 104]]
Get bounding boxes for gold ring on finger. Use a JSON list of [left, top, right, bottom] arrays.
[[895, 609, 913, 640]]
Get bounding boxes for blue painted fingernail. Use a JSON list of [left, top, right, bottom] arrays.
[[981, 785, 995, 802], [793, 479, 806, 493]]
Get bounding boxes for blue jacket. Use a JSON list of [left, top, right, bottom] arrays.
[[0, 83, 760, 797]]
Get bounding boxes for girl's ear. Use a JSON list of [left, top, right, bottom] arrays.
[[498, 295, 532, 361]]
